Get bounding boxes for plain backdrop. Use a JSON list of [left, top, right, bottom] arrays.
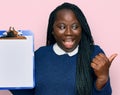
[[0, 0, 120, 95]]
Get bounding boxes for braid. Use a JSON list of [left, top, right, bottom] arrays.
[[46, 2, 94, 95], [76, 32, 94, 95], [46, 11, 56, 45]]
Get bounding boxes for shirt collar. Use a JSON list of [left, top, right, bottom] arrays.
[[53, 43, 78, 56]]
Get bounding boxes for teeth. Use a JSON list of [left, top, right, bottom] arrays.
[[64, 39, 72, 42], [66, 40, 72, 42]]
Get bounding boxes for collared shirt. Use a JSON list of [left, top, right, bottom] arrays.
[[53, 43, 78, 56]]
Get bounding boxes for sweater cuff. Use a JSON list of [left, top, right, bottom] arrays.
[[93, 78, 112, 95]]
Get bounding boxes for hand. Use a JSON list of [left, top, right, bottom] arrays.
[[91, 53, 117, 90]]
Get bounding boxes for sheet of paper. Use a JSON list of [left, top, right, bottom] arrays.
[[0, 35, 34, 89]]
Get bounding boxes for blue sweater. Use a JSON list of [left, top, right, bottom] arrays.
[[11, 45, 112, 95]]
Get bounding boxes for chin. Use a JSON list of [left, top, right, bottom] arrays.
[[64, 47, 75, 52]]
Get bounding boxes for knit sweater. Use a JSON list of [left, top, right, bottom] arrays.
[[11, 45, 112, 95]]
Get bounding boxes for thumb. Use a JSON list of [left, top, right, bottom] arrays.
[[109, 53, 118, 65]]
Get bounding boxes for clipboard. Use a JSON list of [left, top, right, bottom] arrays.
[[0, 30, 35, 89]]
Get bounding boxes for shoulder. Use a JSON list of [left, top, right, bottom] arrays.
[[91, 45, 105, 59], [35, 45, 53, 55], [34, 45, 54, 61], [93, 45, 104, 54]]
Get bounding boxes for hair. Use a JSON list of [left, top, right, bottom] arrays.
[[46, 2, 94, 95]]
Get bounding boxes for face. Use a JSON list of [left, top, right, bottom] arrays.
[[53, 9, 82, 52]]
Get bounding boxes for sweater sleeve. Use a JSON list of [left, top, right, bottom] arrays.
[[91, 45, 112, 95], [92, 78, 112, 95]]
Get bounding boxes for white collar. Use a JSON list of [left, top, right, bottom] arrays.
[[53, 43, 78, 56]]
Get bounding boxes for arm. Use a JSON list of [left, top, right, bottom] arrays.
[[90, 45, 117, 95], [92, 78, 112, 95], [91, 53, 117, 90], [91, 53, 117, 95]]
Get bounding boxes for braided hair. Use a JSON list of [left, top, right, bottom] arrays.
[[46, 2, 94, 95]]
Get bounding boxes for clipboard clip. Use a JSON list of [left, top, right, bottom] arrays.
[[0, 27, 26, 39]]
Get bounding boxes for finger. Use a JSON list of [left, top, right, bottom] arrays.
[[92, 57, 100, 65], [91, 62, 98, 70], [92, 53, 107, 65], [91, 62, 96, 69], [98, 53, 108, 62], [109, 53, 118, 64], [95, 54, 107, 64]]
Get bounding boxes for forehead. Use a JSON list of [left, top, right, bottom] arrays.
[[55, 9, 78, 21], [56, 9, 75, 16], [57, 8, 73, 14]]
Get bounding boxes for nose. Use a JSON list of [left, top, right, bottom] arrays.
[[64, 26, 72, 35]]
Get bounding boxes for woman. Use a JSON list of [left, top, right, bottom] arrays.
[[11, 2, 117, 95]]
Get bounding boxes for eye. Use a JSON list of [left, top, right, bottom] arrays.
[[57, 24, 65, 30], [72, 24, 79, 30]]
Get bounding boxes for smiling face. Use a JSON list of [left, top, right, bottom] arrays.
[[53, 9, 82, 52]]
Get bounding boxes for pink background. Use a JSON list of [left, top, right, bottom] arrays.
[[0, 0, 120, 95]]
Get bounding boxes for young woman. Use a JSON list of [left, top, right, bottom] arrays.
[[11, 2, 117, 95]]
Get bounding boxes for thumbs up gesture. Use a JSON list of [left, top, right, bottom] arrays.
[[91, 53, 117, 90]]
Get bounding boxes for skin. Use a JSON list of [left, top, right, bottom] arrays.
[[53, 9, 82, 52], [52, 9, 117, 90]]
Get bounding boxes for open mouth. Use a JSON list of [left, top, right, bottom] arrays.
[[63, 39, 75, 48]]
